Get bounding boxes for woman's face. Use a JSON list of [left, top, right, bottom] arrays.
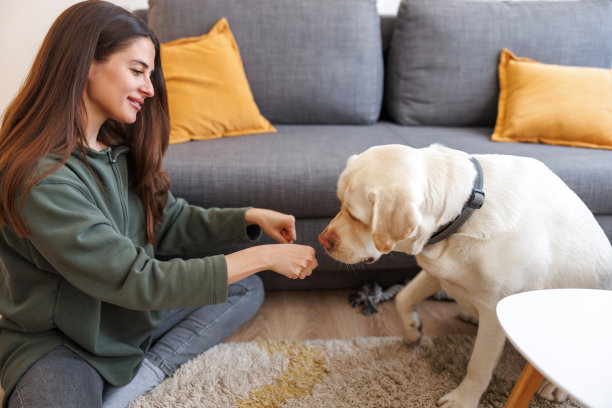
[[84, 37, 156, 128]]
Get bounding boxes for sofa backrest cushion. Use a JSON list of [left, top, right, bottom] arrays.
[[148, 0, 383, 125], [385, 0, 612, 127]]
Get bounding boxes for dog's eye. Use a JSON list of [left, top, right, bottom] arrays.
[[347, 210, 367, 226]]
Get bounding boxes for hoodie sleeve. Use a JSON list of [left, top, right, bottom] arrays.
[[22, 180, 232, 311], [153, 192, 261, 256]]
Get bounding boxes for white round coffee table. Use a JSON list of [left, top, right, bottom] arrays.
[[496, 288, 612, 408]]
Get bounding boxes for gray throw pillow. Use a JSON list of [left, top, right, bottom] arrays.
[[385, 0, 612, 126], [149, 0, 383, 124]]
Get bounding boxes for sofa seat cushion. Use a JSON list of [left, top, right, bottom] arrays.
[[163, 123, 612, 218], [148, 0, 383, 125]]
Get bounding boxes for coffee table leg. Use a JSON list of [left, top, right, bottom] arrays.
[[504, 362, 544, 408]]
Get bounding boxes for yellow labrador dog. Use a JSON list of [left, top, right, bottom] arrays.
[[318, 144, 612, 408]]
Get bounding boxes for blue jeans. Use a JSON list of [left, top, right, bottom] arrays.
[[7, 275, 264, 408]]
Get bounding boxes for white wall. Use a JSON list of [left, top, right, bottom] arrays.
[[0, 0, 400, 118], [0, 0, 145, 117], [378, 0, 402, 15]]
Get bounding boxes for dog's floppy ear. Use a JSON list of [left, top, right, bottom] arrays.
[[369, 187, 420, 254]]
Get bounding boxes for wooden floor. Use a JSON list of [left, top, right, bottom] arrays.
[[224, 289, 477, 343]]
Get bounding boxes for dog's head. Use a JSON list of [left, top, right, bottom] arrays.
[[319, 145, 434, 264]]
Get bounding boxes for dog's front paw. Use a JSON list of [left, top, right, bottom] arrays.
[[403, 326, 421, 344], [401, 310, 422, 344], [537, 379, 568, 402], [436, 388, 479, 408]]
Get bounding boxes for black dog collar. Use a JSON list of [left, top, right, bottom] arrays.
[[426, 156, 485, 246]]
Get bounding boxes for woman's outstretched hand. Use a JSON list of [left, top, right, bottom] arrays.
[[226, 209, 317, 284], [245, 208, 296, 243], [226, 244, 317, 283], [260, 244, 317, 280]]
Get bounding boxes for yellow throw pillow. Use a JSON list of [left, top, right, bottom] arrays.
[[161, 18, 275, 143], [491, 48, 612, 150]]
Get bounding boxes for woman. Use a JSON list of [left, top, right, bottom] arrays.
[[0, 1, 317, 407]]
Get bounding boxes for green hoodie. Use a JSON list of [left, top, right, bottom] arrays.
[[0, 146, 260, 406]]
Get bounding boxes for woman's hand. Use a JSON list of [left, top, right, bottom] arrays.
[[226, 209, 315, 284], [261, 244, 317, 280], [226, 244, 318, 284], [245, 208, 296, 244]]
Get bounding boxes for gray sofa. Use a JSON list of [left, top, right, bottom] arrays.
[[139, 0, 612, 290]]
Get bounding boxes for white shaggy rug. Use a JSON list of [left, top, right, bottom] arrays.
[[129, 335, 583, 408]]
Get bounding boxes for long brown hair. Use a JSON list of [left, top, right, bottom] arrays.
[[0, 0, 170, 244]]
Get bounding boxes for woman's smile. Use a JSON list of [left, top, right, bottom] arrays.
[[128, 96, 144, 111]]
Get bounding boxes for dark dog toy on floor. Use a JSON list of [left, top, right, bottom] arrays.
[[348, 280, 408, 316], [349, 280, 453, 315]]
